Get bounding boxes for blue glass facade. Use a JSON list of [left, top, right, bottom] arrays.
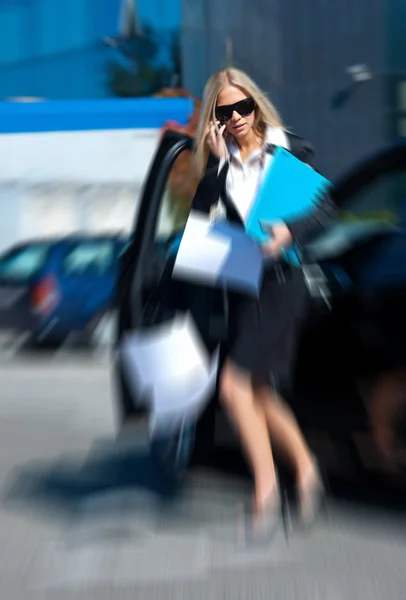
[[0, 0, 121, 67], [0, 0, 181, 99]]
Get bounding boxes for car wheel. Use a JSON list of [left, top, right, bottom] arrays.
[[26, 332, 67, 351]]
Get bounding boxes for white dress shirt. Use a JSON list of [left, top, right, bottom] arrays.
[[213, 127, 291, 223]]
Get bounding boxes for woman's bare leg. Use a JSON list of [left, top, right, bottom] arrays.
[[253, 385, 315, 487], [253, 385, 323, 522], [220, 360, 277, 511]]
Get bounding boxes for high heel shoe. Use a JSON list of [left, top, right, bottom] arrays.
[[297, 460, 325, 526], [238, 488, 282, 547]]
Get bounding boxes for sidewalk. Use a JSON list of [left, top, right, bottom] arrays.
[[1, 362, 405, 599], [3, 437, 406, 599]]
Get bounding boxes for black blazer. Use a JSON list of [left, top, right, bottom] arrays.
[[191, 132, 336, 251]]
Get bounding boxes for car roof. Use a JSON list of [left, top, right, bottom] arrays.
[[1, 234, 130, 257], [15, 233, 129, 246]]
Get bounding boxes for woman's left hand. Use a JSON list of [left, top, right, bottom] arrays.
[[261, 223, 293, 258]]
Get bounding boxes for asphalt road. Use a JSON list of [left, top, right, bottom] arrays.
[[0, 359, 406, 599]]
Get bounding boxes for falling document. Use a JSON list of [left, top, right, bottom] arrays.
[[173, 211, 265, 296], [150, 347, 219, 433], [120, 313, 219, 427]]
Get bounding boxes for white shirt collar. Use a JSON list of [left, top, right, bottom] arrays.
[[264, 126, 290, 150], [226, 126, 290, 163]]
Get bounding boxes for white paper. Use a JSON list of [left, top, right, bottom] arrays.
[[120, 313, 210, 398], [149, 347, 219, 433], [173, 211, 264, 296]]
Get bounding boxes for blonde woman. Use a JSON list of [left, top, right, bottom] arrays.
[[191, 68, 336, 538]]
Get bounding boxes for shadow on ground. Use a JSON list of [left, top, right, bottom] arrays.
[[1, 435, 258, 549], [1, 437, 184, 524]]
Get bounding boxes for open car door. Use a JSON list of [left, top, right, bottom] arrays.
[[114, 130, 225, 462], [115, 131, 192, 415]]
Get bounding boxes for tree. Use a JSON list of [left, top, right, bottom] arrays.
[[106, 27, 183, 98]]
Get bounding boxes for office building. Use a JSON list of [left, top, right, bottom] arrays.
[[181, 0, 406, 181]]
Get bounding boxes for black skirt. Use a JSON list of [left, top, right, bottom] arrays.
[[226, 262, 310, 395]]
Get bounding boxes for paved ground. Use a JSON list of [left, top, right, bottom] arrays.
[[1, 359, 406, 599]]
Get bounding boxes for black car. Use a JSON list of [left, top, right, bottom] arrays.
[[115, 131, 406, 494]]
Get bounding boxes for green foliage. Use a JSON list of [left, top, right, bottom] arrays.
[[107, 62, 172, 98], [106, 27, 183, 98]]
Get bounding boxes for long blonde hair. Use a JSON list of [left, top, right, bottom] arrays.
[[194, 68, 284, 179]]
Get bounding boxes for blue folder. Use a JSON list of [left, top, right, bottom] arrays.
[[245, 146, 332, 247]]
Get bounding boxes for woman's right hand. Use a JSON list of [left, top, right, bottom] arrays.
[[206, 120, 227, 160]]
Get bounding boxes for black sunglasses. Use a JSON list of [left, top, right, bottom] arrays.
[[215, 97, 255, 123]]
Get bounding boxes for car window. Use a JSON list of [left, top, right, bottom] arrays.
[[118, 240, 131, 257], [154, 149, 199, 244], [308, 171, 406, 260], [339, 171, 406, 226], [0, 243, 51, 282], [62, 241, 115, 276]]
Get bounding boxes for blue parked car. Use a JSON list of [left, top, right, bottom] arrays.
[[0, 233, 129, 346]]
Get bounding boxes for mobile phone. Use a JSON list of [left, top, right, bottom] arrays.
[[259, 220, 275, 236], [218, 123, 227, 138]]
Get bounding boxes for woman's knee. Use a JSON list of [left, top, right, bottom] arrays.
[[254, 385, 292, 415], [219, 369, 236, 410], [219, 362, 248, 411], [253, 383, 278, 407]]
